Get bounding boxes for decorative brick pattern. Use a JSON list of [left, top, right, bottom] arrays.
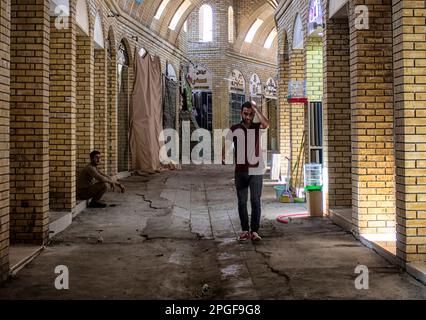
[[10, 0, 50, 244]]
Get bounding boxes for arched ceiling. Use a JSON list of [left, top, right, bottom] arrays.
[[234, 2, 277, 61], [114, 0, 278, 61]]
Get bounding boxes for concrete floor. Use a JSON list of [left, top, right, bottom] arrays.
[[1, 165, 426, 300]]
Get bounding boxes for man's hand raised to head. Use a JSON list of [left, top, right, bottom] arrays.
[[251, 100, 270, 130]]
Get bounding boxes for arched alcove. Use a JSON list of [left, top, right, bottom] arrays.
[[76, 0, 89, 35], [292, 14, 304, 49], [94, 12, 104, 49]]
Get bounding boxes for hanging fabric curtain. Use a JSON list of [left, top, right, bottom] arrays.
[[130, 51, 163, 173], [163, 66, 177, 130]]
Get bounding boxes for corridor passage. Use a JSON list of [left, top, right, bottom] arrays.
[[0, 165, 425, 300]]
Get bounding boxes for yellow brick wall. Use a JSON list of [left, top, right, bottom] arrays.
[[49, 10, 77, 211], [306, 37, 323, 102], [322, 3, 352, 211], [276, 0, 309, 188], [289, 50, 306, 189], [277, 31, 290, 177], [107, 32, 118, 176], [76, 34, 94, 169], [349, 0, 395, 235], [0, 0, 10, 282], [10, 0, 50, 244], [393, 0, 426, 263], [94, 48, 108, 172]]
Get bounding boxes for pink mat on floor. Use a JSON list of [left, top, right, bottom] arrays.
[[276, 212, 309, 224]]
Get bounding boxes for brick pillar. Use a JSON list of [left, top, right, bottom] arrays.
[[393, 0, 426, 263], [0, 0, 10, 282], [278, 33, 290, 177], [349, 0, 395, 235], [306, 37, 323, 102], [94, 48, 108, 172], [49, 7, 76, 211], [107, 45, 118, 175], [305, 37, 323, 168], [10, 0, 50, 244], [76, 34, 94, 168], [289, 49, 306, 189], [323, 15, 352, 212]]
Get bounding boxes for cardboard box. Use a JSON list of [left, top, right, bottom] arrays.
[[307, 190, 323, 217]]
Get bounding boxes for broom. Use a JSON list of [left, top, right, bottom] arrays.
[[291, 131, 306, 198]]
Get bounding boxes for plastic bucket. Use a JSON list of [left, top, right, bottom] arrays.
[[273, 185, 286, 200]]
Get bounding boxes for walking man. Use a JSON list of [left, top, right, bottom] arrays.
[[224, 101, 269, 241]]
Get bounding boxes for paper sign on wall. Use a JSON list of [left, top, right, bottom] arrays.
[[188, 64, 212, 91], [250, 74, 262, 98], [229, 69, 246, 94]]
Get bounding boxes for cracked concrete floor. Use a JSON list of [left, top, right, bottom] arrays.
[[1, 165, 426, 300]]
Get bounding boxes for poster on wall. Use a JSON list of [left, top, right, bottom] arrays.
[[229, 69, 246, 94], [264, 77, 277, 99], [308, 0, 324, 36], [250, 74, 262, 98], [166, 63, 178, 82], [188, 64, 212, 91]]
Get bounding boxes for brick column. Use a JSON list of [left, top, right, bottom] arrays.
[[76, 34, 94, 168], [94, 48, 108, 172], [393, 0, 426, 263], [10, 0, 50, 244], [323, 14, 352, 212], [49, 6, 76, 211], [289, 49, 306, 189], [305, 37, 323, 168], [349, 0, 395, 235], [306, 37, 323, 102], [107, 44, 118, 175], [0, 0, 10, 282], [278, 33, 290, 177]]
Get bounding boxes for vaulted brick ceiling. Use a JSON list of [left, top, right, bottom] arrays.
[[113, 0, 278, 59]]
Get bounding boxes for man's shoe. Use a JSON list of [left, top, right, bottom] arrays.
[[238, 231, 250, 241], [88, 201, 107, 208], [251, 232, 262, 242]]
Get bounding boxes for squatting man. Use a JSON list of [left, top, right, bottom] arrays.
[[77, 150, 126, 208]]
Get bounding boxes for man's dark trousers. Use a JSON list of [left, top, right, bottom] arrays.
[[235, 171, 263, 232]]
